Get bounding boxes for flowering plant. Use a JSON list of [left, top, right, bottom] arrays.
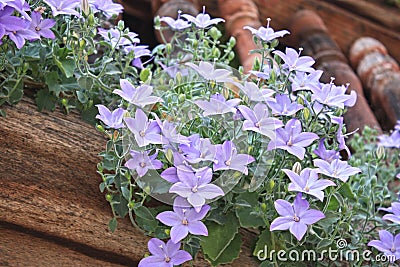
[[95, 6, 400, 266], [0, 0, 151, 121]]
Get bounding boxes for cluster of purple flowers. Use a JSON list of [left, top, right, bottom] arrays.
[[96, 10, 397, 265], [0, 0, 55, 48]]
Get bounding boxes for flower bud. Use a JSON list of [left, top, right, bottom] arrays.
[[154, 16, 160, 27], [79, 39, 86, 49], [178, 93, 186, 103], [106, 194, 113, 202], [260, 203, 267, 212], [212, 47, 221, 58], [247, 146, 253, 155], [140, 68, 151, 82], [292, 162, 302, 174], [303, 107, 310, 120], [229, 36, 236, 48], [221, 87, 229, 99], [165, 148, 173, 164], [81, 0, 90, 16], [253, 57, 261, 71], [87, 13, 95, 27], [176, 71, 182, 84], [166, 43, 172, 55], [128, 201, 135, 209], [209, 27, 221, 40], [144, 186, 151, 195], [165, 229, 171, 236], [61, 98, 68, 106], [96, 124, 105, 132], [269, 179, 275, 190], [297, 97, 304, 105], [228, 51, 235, 61], [376, 145, 385, 160]]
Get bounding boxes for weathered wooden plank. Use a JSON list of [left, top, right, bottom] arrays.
[[253, 0, 400, 64], [0, 226, 125, 267], [0, 97, 259, 266]]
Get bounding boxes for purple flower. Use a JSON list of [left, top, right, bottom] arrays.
[[378, 131, 400, 148], [238, 103, 283, 140], [0, 7, 26, 39], [113, 79, 163, 108], [181, 6, 224, 28], [95, 104, 125, 129], [6, 20, 39, 49], [43, 0, 81, 17], [213, 140, 255, 175], [161, 152, 195, 184], [395, 120, 400, 131], [273, 47, 315, 73], [179, 134, 216, 163], [160, 10, 191, 30], [314, 159, 361, 182], [124, 45, 151, 58], [6, 0, 30, 20], [158, 62, 188, 78], [267, 94, 303, 116], [380, 202, 400, 224], [290, 70, 323, 92], [270, 193, 325, 241], [237, 81, 275, 102], [153, 114, 190, 145], [368, 230, 400, 263], [156, 197, 209, 243], [169, 167, 224, 212], [313, 138, 340, 163], [125, 150, 163, 177], [124, 109, 166, 147], [194, 93, 240, 116], [186, 61, 233, 83], [138, 238, 192, 267], [243, 18, 289, 42], [283, 168, 335, 201], [397, 173, 400, 179], [249, 64, 275, 80], [267, 118, 319, 160], [311, 82, 357, 109], [89, 0, 123, 18], [29, 11, 56, 39]]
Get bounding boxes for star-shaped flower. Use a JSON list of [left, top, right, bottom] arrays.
[[179, 134, 216, 164], [236, 81, 275, 102], [378, 131, 400, 148], [124, 109, 166, 147], [113, 79, 163, 108], [194, 93, 240, 116], [95, 105, 125, 129], [156, 197, 209, 243], [138, 238, 192, 267], [181, 6, 224, 28], [169, 167, 224, 212], [238, 103, 283, 140], [185, 61, 233, 83], [368, 230, 400, 263], [283, 168, 335, 201], [243, 18, 289, 42], [311, 82, 357, 109], [160, 10, 191, 30], [89, 0, 123, 18], [29, 11, 56, 39], [313, 138, 340, 163], [267, 118, 319, 160], [290, 69, 323, 92], [273, 47, 315, 73], [43, 0, 80, 17], [314, 158, 361, 182], [213, 140, 255, 175], [125, 150, 163, 177], [270, 193, 325, 241], [267, 94, 303, 116]]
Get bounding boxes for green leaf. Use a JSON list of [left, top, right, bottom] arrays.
[[108, 217, 117, 233], [54, 56, 75, 78], [99, 182, 106, 193], [317, 238, 333, 250], [204, 233, 242, 266], [80, 105, 98, 125], [134, 205, 155, 221], [253, 229, 272, 257], [76, 90, 88, 104], [338, 183, 356, 200], [201, 212, 239, 261], [35, 89, 57, 111], [0, 109, 6, 117], [235, 191, 264, 228], [78, 76, 94, 90], [45, 71, 61, 95], [121, 186, 131, 200]]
